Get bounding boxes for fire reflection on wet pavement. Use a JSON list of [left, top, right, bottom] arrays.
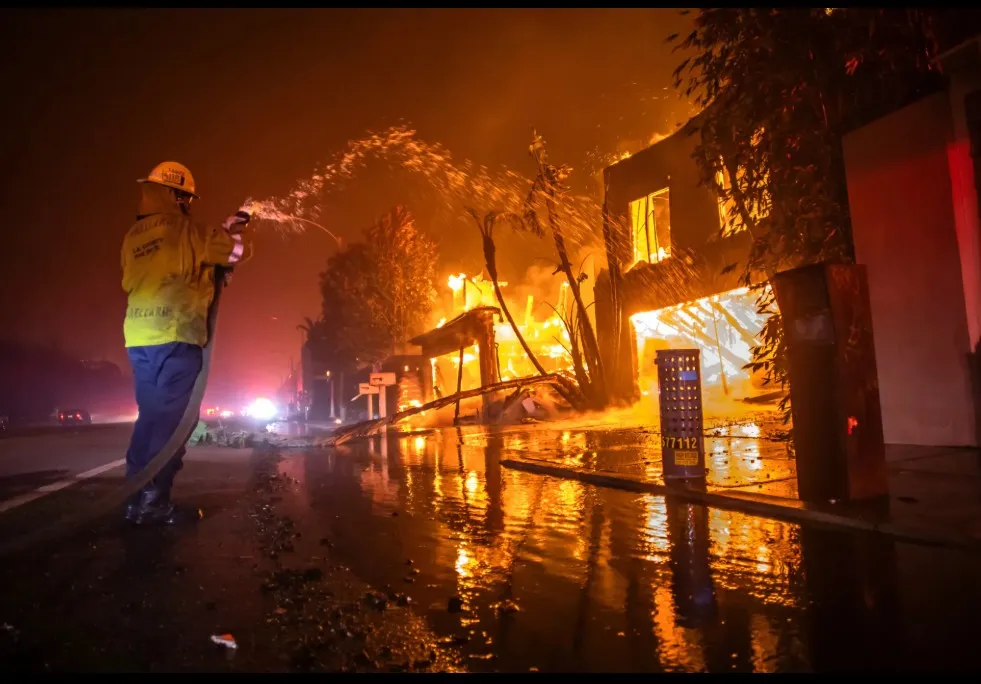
[[2, 426, 981, 672], [293, 427, 981, 672]]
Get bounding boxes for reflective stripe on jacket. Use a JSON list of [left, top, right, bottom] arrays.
[[121, 184, 253, 348]]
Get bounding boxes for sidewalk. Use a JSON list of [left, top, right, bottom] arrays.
[[497, 420, 981, 550]]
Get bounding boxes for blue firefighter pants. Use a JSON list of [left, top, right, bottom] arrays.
[[125, 342, 203, 496]]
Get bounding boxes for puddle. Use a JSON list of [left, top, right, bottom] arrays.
[[281, 427, 981, 672]]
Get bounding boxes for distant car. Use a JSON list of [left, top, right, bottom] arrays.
[[0, 415, 8, 434], [58, 409, 92, 426]]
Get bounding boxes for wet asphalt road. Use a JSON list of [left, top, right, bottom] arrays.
[[1, 424, 981, 672]]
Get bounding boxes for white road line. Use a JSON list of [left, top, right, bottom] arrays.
[[77, 459, 127, 479], [0, 458, 126, 514], [0, 492, 45, 514]]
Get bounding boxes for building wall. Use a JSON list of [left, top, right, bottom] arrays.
[[946, 42, 981, 444], [947, 51, 981, 349], [843, 91, 978, 447]]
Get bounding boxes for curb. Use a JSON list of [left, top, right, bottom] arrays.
[[501, 458, 981, 552]]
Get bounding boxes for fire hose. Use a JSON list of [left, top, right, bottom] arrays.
[[0, 214, 248, 560]]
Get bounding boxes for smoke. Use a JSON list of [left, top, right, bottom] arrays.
[[497, 232, 605, 328], [506, 262, 564, 323]]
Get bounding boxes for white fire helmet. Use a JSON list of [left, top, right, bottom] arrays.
[[137, 161, 199, 199]]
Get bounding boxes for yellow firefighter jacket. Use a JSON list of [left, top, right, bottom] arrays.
[[121, 184, 253, 348]]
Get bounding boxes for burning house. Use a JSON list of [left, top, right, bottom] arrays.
[[405, 273, 577, 423], [410, 306, 500, 414], [590, 30, 981, 447], [595, 119, 770, 406], [306, 269, 578, 425]]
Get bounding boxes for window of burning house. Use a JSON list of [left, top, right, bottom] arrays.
[[629, 187, 671, 266]]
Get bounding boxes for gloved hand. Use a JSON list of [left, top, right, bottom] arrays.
[[218, 205, 252, 287], [222, 205, 252, 234]]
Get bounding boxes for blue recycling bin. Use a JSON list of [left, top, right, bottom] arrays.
[[655, 349, 706, 480]]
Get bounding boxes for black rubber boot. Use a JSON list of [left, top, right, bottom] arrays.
[[131, 483, 174, 526], [132, 483, 199, 526], [123, 493, 141, 523]]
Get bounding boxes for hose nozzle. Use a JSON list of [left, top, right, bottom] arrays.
[[236, 202, 256, 224]]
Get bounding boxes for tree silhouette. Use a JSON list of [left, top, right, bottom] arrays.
[[309, 206, 438, 372]]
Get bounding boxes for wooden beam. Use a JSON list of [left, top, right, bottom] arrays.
[[322, 374, 565, 446]]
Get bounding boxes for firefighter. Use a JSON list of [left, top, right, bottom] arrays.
[[121, 161, 253, 525]]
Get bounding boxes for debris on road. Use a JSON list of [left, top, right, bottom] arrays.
[[189, 420, 210, 445], [321, 374, 573, 447], [191, 421, 259, 448], [495, 383, 569, 425], [190, 421, 325, 450], [242, 452, 464, 673]]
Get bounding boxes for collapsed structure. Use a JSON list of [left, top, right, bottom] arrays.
[[304, 272, 580, 424], [409, 306, 500, 413]]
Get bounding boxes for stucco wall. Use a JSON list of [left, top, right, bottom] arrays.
[[843, 92, 978, 446]]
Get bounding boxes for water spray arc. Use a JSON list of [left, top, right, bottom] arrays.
[[239, 200, 343, 245]]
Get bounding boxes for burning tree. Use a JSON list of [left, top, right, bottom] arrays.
[[466, 209, 548, 377], [312, 206, 438, 371], [457, 133, 611, 411], [668, 8, 955, 434], [524, 132, 608, 409], [465, 208, 585, 409]]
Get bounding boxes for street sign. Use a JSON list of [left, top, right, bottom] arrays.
[[369, 372, 397, 387], [358, 382, 379, 395]]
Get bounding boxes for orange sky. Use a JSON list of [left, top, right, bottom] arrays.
[[0, 8, 693, 407]]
